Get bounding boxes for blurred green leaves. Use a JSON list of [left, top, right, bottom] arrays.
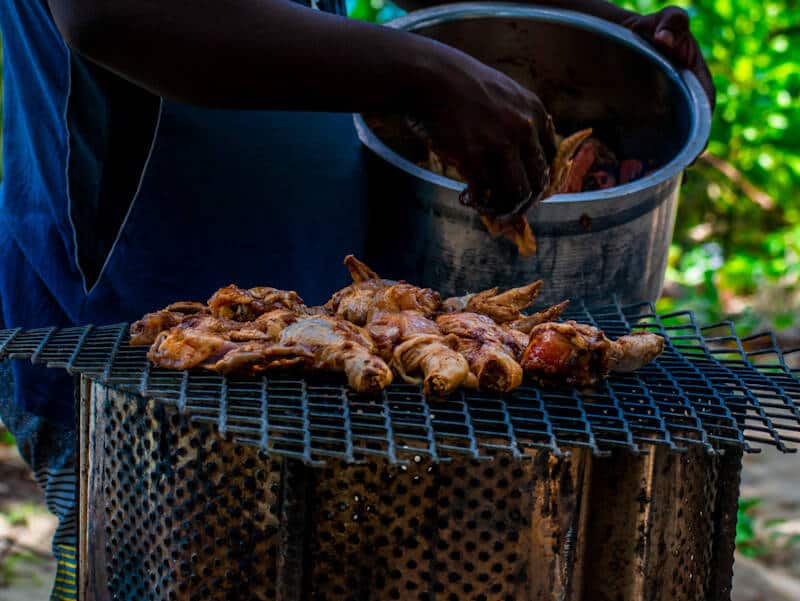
[[621, 0, 800, 333]]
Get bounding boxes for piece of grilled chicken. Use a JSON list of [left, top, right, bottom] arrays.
[[147, 313, 308, 372], [443, 281, 544, 323], [520, 321, 665, 387], [277, 316, 393, 392], [130, 301, 208, 345], [147, 311, 392, 392], [366, 311, 471, 395], [436, 312, 529, 393], [208, 285, 307, 321], [507, 300, 571, 334], [325, 256, 441, 324]]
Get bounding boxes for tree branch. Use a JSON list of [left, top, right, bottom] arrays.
[[698, 152, 775, 210]]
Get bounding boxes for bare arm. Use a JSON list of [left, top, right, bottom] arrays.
[[48, 0, 557, 214], [47, 0, 464, 111]]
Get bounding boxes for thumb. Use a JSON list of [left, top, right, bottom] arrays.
[[654, 29, 675, 48], [655, 7, 690, 38]]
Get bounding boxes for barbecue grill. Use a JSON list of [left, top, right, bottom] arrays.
[[2, 300, 798, 600]]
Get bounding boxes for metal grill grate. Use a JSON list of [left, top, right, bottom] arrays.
[[3, 301, 799, 464]]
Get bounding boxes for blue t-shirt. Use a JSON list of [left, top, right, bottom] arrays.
[[0, 0, 370, 424]]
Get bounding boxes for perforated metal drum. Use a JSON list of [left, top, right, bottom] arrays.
[[78, 381, 744, 601]]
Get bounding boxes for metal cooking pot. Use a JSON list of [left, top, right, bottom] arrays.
[[354, 3, 711, 304]]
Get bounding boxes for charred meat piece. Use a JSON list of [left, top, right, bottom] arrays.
[[521, 321, 664, 387], [443, 281, 543, 324], [324, 255, 396, 323], [148, 328, 237, 371], [148, 327, 309, 374], [145, 312, 304, 371], [204, 342, 311, 374], [480, 215, 538, 256], [278, 316, 393, 393], [618, 159, 644, 184], [367, 284, 441, 322], [130, 302, 210, 346], [542, 129, 594, 198], [208, 285, 306, 321], [250, 309, 302, 340], [164, 301, 207, 314], [367, 311, 470, 395], [436, 312, 528, 393], [325, 256, 440, 325], [507, 300, 570, 334]]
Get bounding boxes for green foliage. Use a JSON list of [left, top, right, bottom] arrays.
[[1, 503, 43, 528], [348, 0, 405, 23], [0, 428, 14, 446], [736, 497, 800, 559], [0, 550, 44, 587], [737, 498, 767, 557], [617, 0, 800, 333]]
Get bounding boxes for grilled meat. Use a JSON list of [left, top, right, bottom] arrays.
[[520, 321, 664, 387], [480, 215, 538, 256], [146, 311, 391, 391], [436, 312, 528, 393], [130, 301, 209, 345], [277, 316, 393, 393], [442, 281, 543, 323], [367, 311, 470, 395], [148, 328, 237, 371], [368, 285, 441, 321], [507, 300, 570, 334], [204, 342, 311, 374], [208, 285, 306, 321], [146, 312, 299, 371], [541, 129, 594, 198], [134, 253, 667, 394], [325, 256, 440, 324]]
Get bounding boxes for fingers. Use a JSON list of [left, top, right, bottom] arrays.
[[521, 129, 551, 206], [491, 146, 533, 215], [654, 6, 690, 38], [466, 146, 532, 216], [654, 29, 675, 48], [653, 7, 695, 66]]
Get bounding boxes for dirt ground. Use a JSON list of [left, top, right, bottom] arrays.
[[0, 440, 797, 600]]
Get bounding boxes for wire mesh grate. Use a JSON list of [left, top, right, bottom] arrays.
[[2, 300, 799, 464]]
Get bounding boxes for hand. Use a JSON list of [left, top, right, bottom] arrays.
[[623, 7, 715, 110], [411, 50, 557, 217]]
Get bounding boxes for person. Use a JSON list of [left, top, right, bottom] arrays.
[[0, 0, 713, 599]]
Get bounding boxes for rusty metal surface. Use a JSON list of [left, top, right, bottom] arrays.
[[83, 382, 744, 601], [84, 381, 284, 600]]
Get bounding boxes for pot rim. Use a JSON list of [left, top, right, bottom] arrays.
[[353, 3, 712, 206]]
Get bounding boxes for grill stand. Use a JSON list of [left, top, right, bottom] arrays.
[[79, 380, 743, 601]]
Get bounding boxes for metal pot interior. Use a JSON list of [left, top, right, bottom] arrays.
[[364, 12, 692, 175]]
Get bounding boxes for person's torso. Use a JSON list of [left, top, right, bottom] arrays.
[[0, 0, 367, 329]]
